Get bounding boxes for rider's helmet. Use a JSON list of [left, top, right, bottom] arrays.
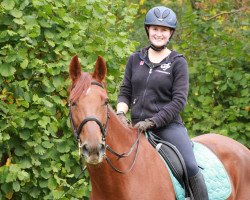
[[144, 6, 177, 50]]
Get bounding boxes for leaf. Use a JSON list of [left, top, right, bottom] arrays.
[[10, 9, 23, 18], [28, 25, 41, 38], [52, 190, 65, 199], [17, 170, 30, 181], [31, 158, 41, 166], [20, 59, 29, 69], [52, 76, 64, 89], [63, 41, 74, 49], [205, 73, 213, 82], [19, 130, 30, 140], [14, 117, 25, 127], [60, 154, 69, 162], [19, 159, 32, 169], [57, 142, 70, 153], [1, 0, 15, 10], [0, 101, 9, 114], [7, 30, 17, 36], [20, 0, 30, 10], [51, 95, 65, 106], [34, 145, 46, 155], [29, 188, 41, 198], [44, 30, 54, 39], [6, 172, 17, 182], [48, 177, 57, 190], [13, 18, 25, 25], [39, 179, 48, 188], [106, 13, 116, 25], [47, 40, 55, 47], [40, 170, 50, 179], [19, 99, 30, 108], [42, 141, 54, 149], [5, 192, 13, 200], [38, 116, 51, 127], [0, 63, 16, 77], [42, 77, 55, 93], [13, 181, 20, 192], [0, 166, 8, 182]]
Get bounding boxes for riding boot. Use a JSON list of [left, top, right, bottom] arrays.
[[189, 170, 209, 200]]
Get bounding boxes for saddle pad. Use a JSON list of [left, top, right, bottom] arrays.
[[161, 142, 232, 200]]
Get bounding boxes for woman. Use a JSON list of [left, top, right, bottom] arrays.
[[116, 6, 208, 200]]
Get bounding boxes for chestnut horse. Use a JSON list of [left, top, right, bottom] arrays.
[[68, 55, 250, 200]]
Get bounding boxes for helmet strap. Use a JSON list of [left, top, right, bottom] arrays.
[[150, 44, 166, 51], [150, 39, 170, 51]]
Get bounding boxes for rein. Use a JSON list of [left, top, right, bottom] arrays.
[[105, 129, 142, 174], [69, 81, 142, 174]]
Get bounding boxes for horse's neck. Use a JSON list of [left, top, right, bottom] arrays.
[[87, 111, 175, 199], [106, 112, 136, 150]]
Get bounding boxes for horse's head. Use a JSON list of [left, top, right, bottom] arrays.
[[69, 55, 109, 165]]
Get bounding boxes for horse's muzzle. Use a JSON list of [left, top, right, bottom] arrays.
[[81, 143, 106, 165]]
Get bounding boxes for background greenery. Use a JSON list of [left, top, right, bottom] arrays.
[[0, 0, 249, 199]]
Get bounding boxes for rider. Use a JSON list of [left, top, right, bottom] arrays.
[[116, 6, 208, 200]]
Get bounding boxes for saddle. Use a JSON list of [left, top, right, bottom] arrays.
[[147, 131, 193, 199], [147, 132, 232, 200]]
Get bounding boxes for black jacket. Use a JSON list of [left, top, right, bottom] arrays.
[[118, 46, 189, 128]]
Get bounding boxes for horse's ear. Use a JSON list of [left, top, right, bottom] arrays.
[[92, 56, 107, 82], [69, 55, 81, 83]]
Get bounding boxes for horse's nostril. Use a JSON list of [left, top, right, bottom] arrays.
[[82, 144, 89, 156], [100, 143, 106, 154]]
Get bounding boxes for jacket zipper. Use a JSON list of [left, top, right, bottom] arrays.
[[139, 66, 153, 120]]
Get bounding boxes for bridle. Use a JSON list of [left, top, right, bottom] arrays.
[[69, 81, 109, 144], [69, 80, 142, 174]]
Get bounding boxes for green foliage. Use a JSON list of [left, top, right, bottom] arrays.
[[0, 0, 138, 198]]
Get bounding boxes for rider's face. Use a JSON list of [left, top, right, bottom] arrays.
[[148, 25, 172, 47]]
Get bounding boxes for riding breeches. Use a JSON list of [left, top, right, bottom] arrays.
[[152, 122, 199, 177]]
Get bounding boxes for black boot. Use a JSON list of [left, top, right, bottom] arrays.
[[189, 170, 209, 200]]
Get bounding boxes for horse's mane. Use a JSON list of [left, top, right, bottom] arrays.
[[69, 72, 91, 103]]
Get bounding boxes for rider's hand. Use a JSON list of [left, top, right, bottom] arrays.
[[134, 119, 155, 132]]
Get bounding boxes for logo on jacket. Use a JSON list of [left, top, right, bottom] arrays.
[[160, 63, 171, 70]]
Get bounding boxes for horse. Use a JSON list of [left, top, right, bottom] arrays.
[[68, 55, 250, 200]]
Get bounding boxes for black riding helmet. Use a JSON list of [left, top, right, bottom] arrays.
[[144, 6, 177, 51]]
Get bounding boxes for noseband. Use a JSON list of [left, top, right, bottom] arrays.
[[69, 81, 109, 144]]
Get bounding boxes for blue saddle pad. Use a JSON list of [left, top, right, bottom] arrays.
[[161, 142, 232, 200]]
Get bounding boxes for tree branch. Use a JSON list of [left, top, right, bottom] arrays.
[[204, 7, 248, 21]]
